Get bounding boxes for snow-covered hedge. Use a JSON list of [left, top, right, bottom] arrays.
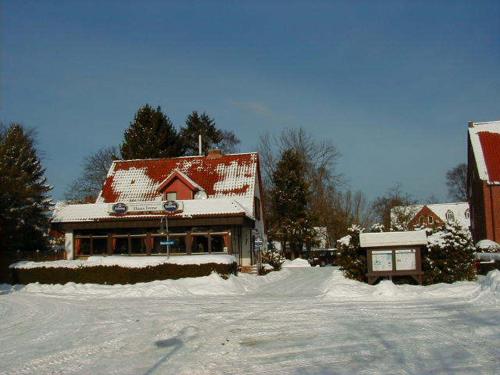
[[425, 223, 476, 284], [10, 255, 238, 285]]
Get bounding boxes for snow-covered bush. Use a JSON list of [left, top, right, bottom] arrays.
[[336, 225, 367, 282], [261, 249, 286, 271], [369, 223, 385, 233], [425, 223, 476, 284], [476, 239, 500, 253]]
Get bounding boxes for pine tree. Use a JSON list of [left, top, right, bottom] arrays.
[[269, 148, 316, 259], [120, 105, 182, 159], [425, 222, 476, 284], [180, 111, 222, 155], [0, 124, 52, 252], [336, 225, 367, 282]]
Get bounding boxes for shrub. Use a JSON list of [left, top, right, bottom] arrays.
[[11, 262, 238, 285], [336, 225, 367, 282], [261, 249, 286, 271], [424, 223, 476, 284]]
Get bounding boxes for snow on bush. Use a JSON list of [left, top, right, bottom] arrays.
[[260, 249, 286, 271], [336, 224, 367, 282], [425, 222, 476, 284], [11, 255, 237, 269], [476, 239, 500, 253]]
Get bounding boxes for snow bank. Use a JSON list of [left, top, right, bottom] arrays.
[[322, 269, 482, 301], [282, 258, 311, 268], [10, 255, 236, 270], [476, 239, 500, 252], [1, 268, 292, 298]]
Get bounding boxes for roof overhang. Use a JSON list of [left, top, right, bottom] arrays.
[[360, 230, 428, 248]]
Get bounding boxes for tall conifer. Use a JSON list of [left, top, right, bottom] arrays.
[[120, 105, 182, 159], [0, 124, 52, 252]]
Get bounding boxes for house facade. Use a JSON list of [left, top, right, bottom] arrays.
[[51, 150, 265, 266], [391, 202, 470, 231], [467, 120, 500, 244]]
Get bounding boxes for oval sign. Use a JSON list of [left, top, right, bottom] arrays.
[[163, 201, 179, 213], [112, 202, 128, 214]]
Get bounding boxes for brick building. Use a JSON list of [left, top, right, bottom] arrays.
[[391, 202, 470, 231], [467, 120, 500, 244]]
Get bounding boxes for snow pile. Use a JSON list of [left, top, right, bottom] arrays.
[[282, 258, 311, 268], [322, 268, 481, 301], [475, 252, 500, 262], [10, 255, 236, 269], [1, 268, 292, 298], [478, 270, 500, 295]]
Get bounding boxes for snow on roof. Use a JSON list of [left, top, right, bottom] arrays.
[[468, 120, 500, 184], [360, 230, 428, 248], [391, 202, 470, 228], [52, 198, 251, 223], [96, 152, 258, 203]]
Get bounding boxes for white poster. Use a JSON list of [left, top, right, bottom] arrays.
[[372, 250, 393, 271], [395, 249, 416, 271]]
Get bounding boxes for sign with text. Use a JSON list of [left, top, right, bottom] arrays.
[[108, 201, 183, 215], [395, 249, 416, 271], [372, 250, 393, 272]]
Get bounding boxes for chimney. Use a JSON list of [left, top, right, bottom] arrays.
[[207, 148, 223, 159], [198, 134, 202, 156], [468, 121, 475, 128]]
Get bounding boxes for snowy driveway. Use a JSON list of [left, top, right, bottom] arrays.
[[0, 268, 499, 374]]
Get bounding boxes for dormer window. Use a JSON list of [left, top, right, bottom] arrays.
[[158, 169, 203, 201]]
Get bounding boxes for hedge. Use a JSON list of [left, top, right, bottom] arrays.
[[10, 261, 238, 285]]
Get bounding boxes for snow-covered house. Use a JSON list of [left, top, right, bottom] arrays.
[[391, 202, 470, 231], [51, 150, 265, 266], [467, 120, 500, 244]]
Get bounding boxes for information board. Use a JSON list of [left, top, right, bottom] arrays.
[[372, 250, 393, 271], [395, 249, 416, 271]]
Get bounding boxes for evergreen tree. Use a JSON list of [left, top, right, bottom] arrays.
[[425, 222, 476, 284], [0, 124, 52, 252], [269, 148, 316, 259], [336, 225, 367, 282], [179, 111, 239, 155], [120, 105, 182, 159]]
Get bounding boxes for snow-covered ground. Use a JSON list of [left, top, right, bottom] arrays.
[[1, 268, 499, 374]]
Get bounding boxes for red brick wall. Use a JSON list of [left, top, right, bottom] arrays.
[[482, 183, 500, 243]]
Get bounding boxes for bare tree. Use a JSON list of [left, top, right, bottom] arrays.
[[371, 184, 416, 229], [65, 146, 119, 202], [446, 163, 467, 201]]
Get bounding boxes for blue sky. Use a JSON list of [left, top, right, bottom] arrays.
[[2, 0, 499, 201]]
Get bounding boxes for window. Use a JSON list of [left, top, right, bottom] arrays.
[[166, 192, 177, 201], [464, 209, 470, 219], [419, 216, 425, 225], [445, 210, 455, 222], [428, 216, 434, 224], [254, 197, 261, 220]]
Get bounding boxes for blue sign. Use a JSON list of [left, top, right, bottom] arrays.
[[160, 240, 176, 246], [112, 202, 128, 214], [163, 201, 179, 212]]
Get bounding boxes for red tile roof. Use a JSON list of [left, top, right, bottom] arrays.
[[478, 132, 500, 183], [97, 153, 259, 203]]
